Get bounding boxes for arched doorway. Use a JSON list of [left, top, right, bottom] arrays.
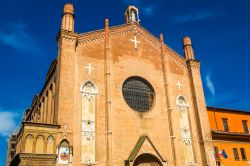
[[133, 153, 163, 166]]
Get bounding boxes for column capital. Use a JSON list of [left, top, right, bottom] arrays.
[[186, 59, 200, 70]]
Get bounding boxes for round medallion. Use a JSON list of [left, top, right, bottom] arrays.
[[122, 76, 155, 112]]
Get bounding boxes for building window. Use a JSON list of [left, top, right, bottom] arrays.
[[80, 81, 98, 164], [222, 118, 229, 132], [233, 148, 240, 160], [242, 120, 249, 133], [240, 148, 247, 160], [122, 76, 155, 112], [214, 146, 219, 158], [216, 161, 221, 166], [176, 96, 195, 165]]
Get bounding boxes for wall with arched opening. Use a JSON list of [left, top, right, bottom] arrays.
[[35, 135, 45, 154], [46, 135, 55, 154]]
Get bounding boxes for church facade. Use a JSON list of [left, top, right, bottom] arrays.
[[6, 3, 218, 166]]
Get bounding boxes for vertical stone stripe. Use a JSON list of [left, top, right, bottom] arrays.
[[47, 89, 52, 124], [51, 83, 56, 124], [44, 136, 48, 154], [104, 19, 112, 166], [40, 101, 44, 123], [66, 14, 70, 31], [43, 94, 48, 123], [61, 4, 74, 32]]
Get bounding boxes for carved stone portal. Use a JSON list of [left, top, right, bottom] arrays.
[[133, 153, 163, 166]]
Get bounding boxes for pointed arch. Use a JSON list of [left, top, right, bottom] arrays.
[[80, 80, 98, 95], [176, 95, 189, 107]]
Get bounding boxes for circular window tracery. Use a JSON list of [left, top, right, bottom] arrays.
[[122, 76, 155, 112]]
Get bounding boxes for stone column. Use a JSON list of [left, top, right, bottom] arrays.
[[183, 37, 195, 60], [56, 4, 77, 162], [32, 135, 37, 153], [184, 37, 216, 165], [44, 136, 48, 154], [61, 4, 74, 32]]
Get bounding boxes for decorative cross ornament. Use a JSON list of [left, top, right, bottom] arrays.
[[85, 63, 95, 76], [176, 80, 183, 91], [130, 35, 140, 49]]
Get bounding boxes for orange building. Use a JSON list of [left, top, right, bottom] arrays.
[[207, 107, 250, 166]]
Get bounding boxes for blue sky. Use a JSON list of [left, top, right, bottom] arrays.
[[0, 0, 249, 164]]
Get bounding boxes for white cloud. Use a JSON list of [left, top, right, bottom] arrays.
[[173, 11, 219, 24], [0, 21, 42, 56], [142, 6, 155, 16], [0, 111, 18, 137], [206, 73, 215, 96]]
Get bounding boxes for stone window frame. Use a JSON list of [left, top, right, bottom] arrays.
[[80, 80, 98, 164]]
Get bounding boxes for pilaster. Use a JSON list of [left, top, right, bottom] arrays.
[[47, 89, 52, 124], [187, 59, 216, 166], [43, 94, 48, 123], [51, 82, 56, 124], [104, 19, 112, 166], [160, 34, 176, 166]]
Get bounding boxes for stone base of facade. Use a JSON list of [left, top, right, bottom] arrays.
[[10, 153, 57, 166]]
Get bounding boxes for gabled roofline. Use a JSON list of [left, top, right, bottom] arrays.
[[127, 135, 166, 162], [77, 22, 186, 66]]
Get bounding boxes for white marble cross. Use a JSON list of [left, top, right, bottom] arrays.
[[176, 80, 183, 91], [85, 63, 95, 76], [130, 35, 140, 49]]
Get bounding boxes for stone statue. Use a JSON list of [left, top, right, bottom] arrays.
[[131, 11, 136, 22]]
